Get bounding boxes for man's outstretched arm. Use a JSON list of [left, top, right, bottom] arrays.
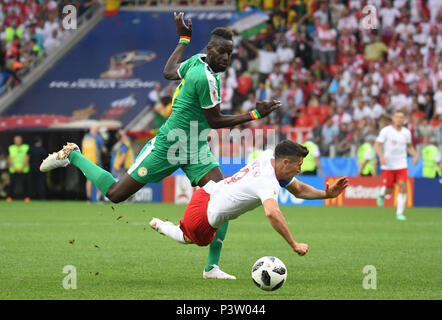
[[203, 100, 282, 129], [263, 199, 308, 256], [163, 12, 192, 80], [286, 177, 348, 200]]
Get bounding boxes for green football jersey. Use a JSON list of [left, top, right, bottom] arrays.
[[157, 54, 221, 145]]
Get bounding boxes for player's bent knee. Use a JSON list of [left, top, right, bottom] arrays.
[[106, 188, 129, 203], [184, 235, 193, 244]]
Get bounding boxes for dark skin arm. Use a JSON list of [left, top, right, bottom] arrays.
[[163, 12, 192, 80], [241, 39, 259, 57], [203, 100, 281, 129]]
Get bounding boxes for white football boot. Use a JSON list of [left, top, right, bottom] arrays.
[[40, 142, 80, 172], [149, 218, 174, 235], [203, 265, 236, 280]]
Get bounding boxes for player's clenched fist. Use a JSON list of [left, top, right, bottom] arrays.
[[174, 12, 192, 38], [294, 242, 309, 256]]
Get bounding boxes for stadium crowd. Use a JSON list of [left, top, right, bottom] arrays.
[[0, 0, 99, 95], [149, 0, 442, 158]]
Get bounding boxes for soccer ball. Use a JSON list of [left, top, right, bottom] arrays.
[[251, 256, 287, 291]]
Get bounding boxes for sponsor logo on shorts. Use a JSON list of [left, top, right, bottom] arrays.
[[138, 167, 148, 177]]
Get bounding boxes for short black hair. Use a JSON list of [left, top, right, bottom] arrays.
[[275, 140, 309, 161], [210, 27, 233, 41]]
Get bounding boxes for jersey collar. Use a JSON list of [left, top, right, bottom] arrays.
[[199, 54, 219, 74]]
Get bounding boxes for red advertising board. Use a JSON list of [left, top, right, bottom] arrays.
[[162, 176, 197, 204], [325, 177, 414, 207]]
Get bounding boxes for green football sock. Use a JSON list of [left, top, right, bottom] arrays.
[[69, 151, 116, 196], [205, 221, 229, 272]]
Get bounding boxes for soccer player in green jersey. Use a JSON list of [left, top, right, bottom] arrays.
[[40, 12, 281, 279]]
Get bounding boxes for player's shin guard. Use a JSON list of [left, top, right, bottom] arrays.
[[69, 151, 116, 196], [205, 221, 229, 272], [396, 193, 407, 216]]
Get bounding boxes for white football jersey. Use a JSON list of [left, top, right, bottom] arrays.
[[376, 125, 411, 170], [204, 149, 281, 228]]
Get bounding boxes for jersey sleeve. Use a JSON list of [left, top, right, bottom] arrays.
[[376, 127, 387, 143], [177, 55, 197, 79], [405, 129, 412, 144], [256, 176, 280, 203], [194, 68, 221, 109]]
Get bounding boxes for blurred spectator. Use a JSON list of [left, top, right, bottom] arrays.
[[369, 96, 386, 120], [357, 135, 377, 176], [390, 85, 411, 113], [309, 118, 322, 147], [220, 78, 234, 114], [364, 32, 388, 62], [321, 117, 339, 156], [29, 136, 47, 199], [43, 28, 60, 55], [336, 122, 354, 156], [394, 14, 416, 43], [111, 130, 134, 180], [353, 100, 371, 122], [318, 22, 337, 66], [275, 38, 294, 73], [434, 81, 442, 117], [148, 81, 162, 105], [421, 142, 442, 178], [418, 118, 434, 145], [266, 64, 284, 89], [242, 92, 256, 113], [379, 1, 401, 37], [285, 80, 304, 107], [154, 96, 172, 129], [82, 126, 108, 201], [255, 81, 272, 101], [0, 145, 10, 199], [332, 106, 352, 126], [312, 1, 328, 25], [301, 138, 323, 176], [293, 31, 313, 68], [7, 135, 30, 201], [242, 40, 278, 84]]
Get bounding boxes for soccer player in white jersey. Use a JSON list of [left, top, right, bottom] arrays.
[[374, 110, 419, 221], [150, 140, 348, 257]]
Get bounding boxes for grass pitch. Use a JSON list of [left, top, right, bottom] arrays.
[[0, 201, 440, 300]]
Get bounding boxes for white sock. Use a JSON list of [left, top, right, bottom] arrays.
[[379, 186, 386, 197], [159, 223, 188, 244], [396, 193, 407, 216]]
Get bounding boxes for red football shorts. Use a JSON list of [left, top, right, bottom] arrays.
[[179, 188, 217, 246], [382, 168, 408, 188]]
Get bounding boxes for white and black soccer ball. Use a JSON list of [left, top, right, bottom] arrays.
[[251, 256, 287, 291]]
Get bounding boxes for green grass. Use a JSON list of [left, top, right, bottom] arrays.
[[0, 201, 441, 300]]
